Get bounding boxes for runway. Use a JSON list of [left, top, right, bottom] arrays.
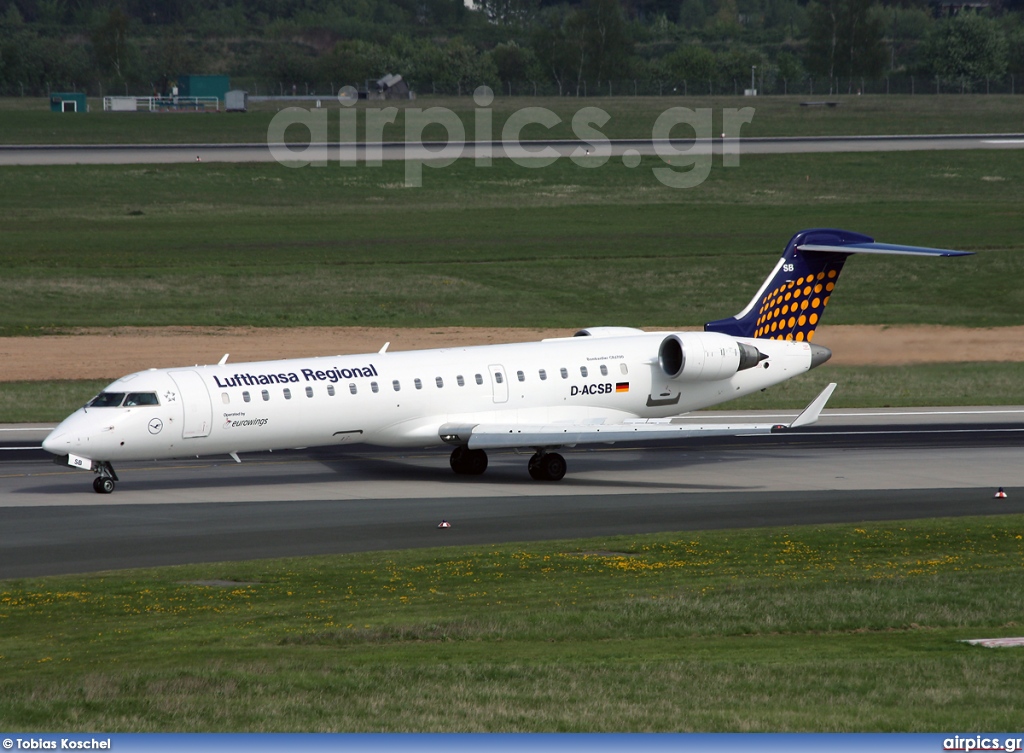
[[2, 406, 1022, 579], [2, 134, 1024, 165]]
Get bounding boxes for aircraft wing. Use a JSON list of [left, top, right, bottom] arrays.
[[440, 383, 836, 450]]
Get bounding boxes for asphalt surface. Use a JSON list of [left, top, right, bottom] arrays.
[[2, 134, 1024, 165], [2, 407, 1022, 579]]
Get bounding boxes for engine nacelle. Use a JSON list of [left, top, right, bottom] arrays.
[[574, 327, 647, 338], [658, 332, 763, 382]]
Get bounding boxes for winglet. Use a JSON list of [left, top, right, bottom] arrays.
[[789, 382, 837, 428]]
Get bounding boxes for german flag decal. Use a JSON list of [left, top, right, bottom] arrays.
[[616, 382, 629, 393]]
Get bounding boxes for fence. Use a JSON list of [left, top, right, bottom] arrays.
[[101, 96, 220, 112]]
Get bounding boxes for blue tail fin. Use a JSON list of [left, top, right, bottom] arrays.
[[704, 229, 971, 342]]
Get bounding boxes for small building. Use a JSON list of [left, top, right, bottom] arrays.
[[367, 74, 414, 100], [176, 75, 230, 101], [50, 92, 87, 113], [225, 90, 248, 112]]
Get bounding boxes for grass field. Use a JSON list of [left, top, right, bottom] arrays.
[[2, 150, 1022, 336], [2, 514, 1023, 730], [4, 362, 1024, 424], [3, 94, 1024, 144]]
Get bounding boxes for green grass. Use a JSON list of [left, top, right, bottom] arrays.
[[2, 150, 1022, 335], [3, 94, 1024, 144], [2, 515, 1024, 730], [5, 364, 1023, 423], [0, 380, 109, 423]]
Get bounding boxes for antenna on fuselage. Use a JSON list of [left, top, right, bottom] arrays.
[[379, 342, 390, 354], [218, 354, 230, 365]]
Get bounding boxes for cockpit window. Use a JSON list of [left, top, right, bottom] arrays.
[[88, 391, 159, 408]]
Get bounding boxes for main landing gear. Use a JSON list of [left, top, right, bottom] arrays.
[[449, 445, 488, 475], [448, 446, 566, 481], [91, 461, 118, 494], [528, 451, 566, 481]]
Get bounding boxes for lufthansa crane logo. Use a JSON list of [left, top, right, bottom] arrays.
[[148, 418, 163, 435]]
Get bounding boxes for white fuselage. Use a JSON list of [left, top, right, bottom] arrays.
[[42, 332, 817, 463]]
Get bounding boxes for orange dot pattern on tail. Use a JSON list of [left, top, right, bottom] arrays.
[[753, 266, 840, 341]]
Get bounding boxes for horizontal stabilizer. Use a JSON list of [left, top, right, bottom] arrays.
[[796, 242, 972, 257]]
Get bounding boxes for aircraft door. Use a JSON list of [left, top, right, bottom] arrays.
[[488, 364, 508, 404], [168, 370, 214, 438]]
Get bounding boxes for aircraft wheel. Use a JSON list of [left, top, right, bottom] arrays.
[[450, 446, 488, 476], [528, 453, 544, 480], [541, 452, 567, 481], [528, 452, 566, 481], [93, 476, 115, 494]]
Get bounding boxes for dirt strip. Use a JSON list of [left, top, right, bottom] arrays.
[[1, 325, 1023, 382]]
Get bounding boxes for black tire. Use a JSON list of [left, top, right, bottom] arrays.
[[450, 446, 487, 475], [93, 476, 115, 494], [450, 446, 468, 474], [541, 453, 567, 481], [528, 453, 544, 480], [465, 448, 488, 475]]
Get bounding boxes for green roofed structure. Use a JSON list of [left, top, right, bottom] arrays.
[[50, 92, 87, 113], [176, 75, 230, 101]]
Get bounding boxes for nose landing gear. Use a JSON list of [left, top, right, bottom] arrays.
[[91, 461, 119, 494]]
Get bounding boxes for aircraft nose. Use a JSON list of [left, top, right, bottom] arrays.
[[42, 429, 67, 456]]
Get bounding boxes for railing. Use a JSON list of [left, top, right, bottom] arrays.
[[102, 96, 220, 112]]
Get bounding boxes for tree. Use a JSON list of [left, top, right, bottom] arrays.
[[924, 11, 1007, 81], [677, 0, 706, 30], [475, 0, 539, 26], [805, 0, 885, 88], [580, 0, 630, 83], [91, 7, 137, 85], [489, 41, 540, 84], [531, 5, 577, 94], [664, 44, 717, 83]]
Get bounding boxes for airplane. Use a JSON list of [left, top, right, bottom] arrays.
[[42, 228, 970, 494]]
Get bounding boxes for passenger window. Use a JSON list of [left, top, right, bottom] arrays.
[[475, 374, 483, 385], [600, 365, 608, 376], [243, 391, 251, 403], [393, 380, 401, 392], [436, 377, 444, 388], [517, 370, 525, 382], [580, 366, 588, 377], [560, 368, 568, 379], [305, 386, 314, 398], [371, 382, 379, 393], [327, 384, 336, 397], [414, 378, 422, 390], [261, 390, 270, 401], [221, 393, 230, 404], [495, 372, 504, 384], [457, 375, 465, 387], [350, 383, 358, 395], [539, 369, 547, 381], [283, 388, 292, 400], [620, 363, 628, 375]]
